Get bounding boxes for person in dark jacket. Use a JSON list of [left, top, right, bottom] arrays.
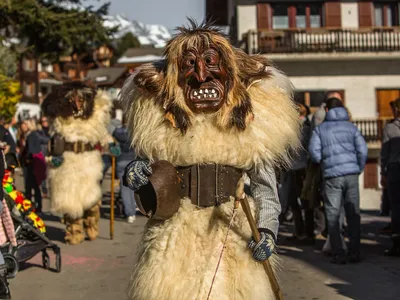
[[0, 117, 17, 169], [309, 97, 368, 264], [113, 122, 136, 223], [380, 98, 400, 256], [36, 116, 51, 197], [20, 120, 45, 212], [284, 103, 312, 242]]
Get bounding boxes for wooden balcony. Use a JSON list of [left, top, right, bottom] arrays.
[[244, 27, 400, 54], [352, 118, 392, 144]]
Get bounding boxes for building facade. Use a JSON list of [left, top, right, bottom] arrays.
[[207, 1, 400, 194], [18, 44, 114, 105]]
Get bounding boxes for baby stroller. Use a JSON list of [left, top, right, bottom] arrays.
[[1, 170, 61, 278]]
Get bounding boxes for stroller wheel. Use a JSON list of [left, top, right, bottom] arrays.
[[42, 251, 50, 270], [3, 254, 19, 279]]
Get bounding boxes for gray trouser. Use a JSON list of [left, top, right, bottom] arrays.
[[116, 158, 136, 217], [324, 174, 361, 256]]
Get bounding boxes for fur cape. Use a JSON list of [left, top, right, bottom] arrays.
[[121, 65, 299, 299], [48, 91, 111, 219]]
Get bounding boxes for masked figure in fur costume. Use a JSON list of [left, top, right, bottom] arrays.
[[120, 21, 300, 300], [42, 82, 112, 245]]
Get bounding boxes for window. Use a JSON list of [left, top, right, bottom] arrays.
[[40, 86, 48, 96], [296, 5, 307, 29], [310, 5, 322, 28], [295, 90, 345, 112], [23, 82, 36, 97], [271, 3, 323, 29], [272, 4, 289, 29], [310, 91, 326, 107], [374, 3, 399, 26], [23, 58, 35, 71]]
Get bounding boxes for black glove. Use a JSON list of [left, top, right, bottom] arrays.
[[123, 159, 153, 191], [248, 229, 276, 262]]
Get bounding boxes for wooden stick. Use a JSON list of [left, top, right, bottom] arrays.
[[236, 179, 284, 300], [110, 155, 116, 240]]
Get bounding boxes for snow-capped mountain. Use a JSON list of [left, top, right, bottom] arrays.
[[104, 15, 172, 48]]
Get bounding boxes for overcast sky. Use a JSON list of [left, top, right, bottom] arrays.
[[86, 0, 205, 29]]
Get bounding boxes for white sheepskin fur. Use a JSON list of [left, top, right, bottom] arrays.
[[48, 91, 111, 219], [122, 67, 299, 300], [130, 198, 278, 300]]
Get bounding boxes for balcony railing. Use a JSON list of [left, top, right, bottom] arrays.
[[244, 27, 400, 54], [353, 118, 392, 143]]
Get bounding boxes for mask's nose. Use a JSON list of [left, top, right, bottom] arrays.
[[195, 60, 207, 82]]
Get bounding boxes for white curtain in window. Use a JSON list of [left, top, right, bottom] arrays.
[[296, 16, 306, 28], [310, 15, 321, 28], [375, 5, 383, 26], [273, 16, 289, 29]]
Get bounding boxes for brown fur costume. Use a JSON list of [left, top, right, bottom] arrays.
[[120, 22, 300, 299], [42, 82, 111, 244]]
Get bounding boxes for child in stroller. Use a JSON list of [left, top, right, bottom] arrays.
[[1, 161, 61, 285]]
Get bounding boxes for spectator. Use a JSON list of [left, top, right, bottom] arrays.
[[113, 120, 137, 223], [309, 97, 368, 264], [380, 98, 400, 256], [284, 103, 312, 242], [6, 116, 18, 145], [19, 119, 46, 212], [102, 105, 122, 175], [313, 92, 347, 253], [0, 116, 18, 168], [37, 116, 51, 198]]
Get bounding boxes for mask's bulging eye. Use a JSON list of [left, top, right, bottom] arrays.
[[186, 58, 195, 67], [205, 54, 219, 66]]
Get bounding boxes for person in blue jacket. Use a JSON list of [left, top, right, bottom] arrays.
[[309, 97, 368, 264]]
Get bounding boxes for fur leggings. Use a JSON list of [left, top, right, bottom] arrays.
[[64, 201, 101, 245]]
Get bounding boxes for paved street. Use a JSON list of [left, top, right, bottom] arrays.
[[9, 171, 400, 300]]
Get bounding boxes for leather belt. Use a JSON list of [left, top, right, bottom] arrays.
[[176, 164, 243, 207], [64, 141, 95, 153]]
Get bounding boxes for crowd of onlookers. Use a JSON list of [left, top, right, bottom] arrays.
[[279, 91, 400, 264], [0, 115, 50, 213]]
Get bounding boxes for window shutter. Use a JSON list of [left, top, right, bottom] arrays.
[[325, 2, 342, 27], [289, 5, 297, 28], [359, 2, 373, 27], [257, 3, 271, 29]]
